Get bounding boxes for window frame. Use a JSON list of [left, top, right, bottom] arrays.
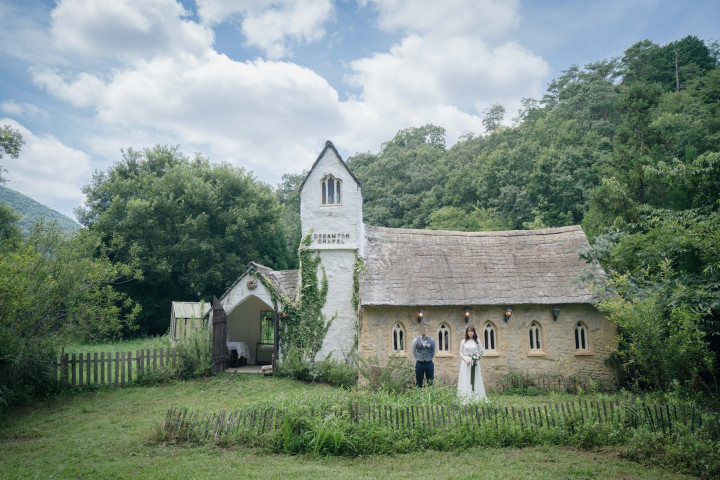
[[528, 321, 543, 352], [392, 322, 406, 353], [437, 323, 450, 352], [575, 321, 589, 351], [483, 321, 497, 352], [321, 175, 342, 206], [260, 310, 274, 346]]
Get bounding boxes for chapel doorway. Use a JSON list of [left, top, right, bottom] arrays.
[[226, 295, 275, 365]]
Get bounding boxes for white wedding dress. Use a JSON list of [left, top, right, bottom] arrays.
[[457, 339, 486, 403]]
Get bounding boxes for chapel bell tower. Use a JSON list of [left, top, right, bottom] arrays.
[[298, 141, 364, 358]]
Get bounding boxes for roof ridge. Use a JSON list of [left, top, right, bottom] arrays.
[[365, 224, 583, 238]]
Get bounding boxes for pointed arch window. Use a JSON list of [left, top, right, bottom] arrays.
[[529, 321, 542, 351], [321, 175, 342, 205], [392, 323, 405, 352], [437, 323, 450, 352], [575, 322, 589, 351], [483, 322, 497, 352]]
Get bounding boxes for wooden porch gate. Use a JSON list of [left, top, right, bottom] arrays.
[[211, 296, 227, 375]]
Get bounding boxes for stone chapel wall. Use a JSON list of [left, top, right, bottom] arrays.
[[360, 304, 617, 389]]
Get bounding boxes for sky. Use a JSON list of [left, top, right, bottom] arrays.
[[0, 0, 718, 219]]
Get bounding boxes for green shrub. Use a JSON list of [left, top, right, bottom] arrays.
[[278, 349, 359, 387], [598, 276, 716, 392], [316, 355, 358, 388], [277, 348, 321, 382], [623, 424, 720, 479], [357, 353, 414, 393], [173, 324, 212, 380], [0, 337, 60, 416], [665, 427, 720, 479], [133, 365, 176, 386]]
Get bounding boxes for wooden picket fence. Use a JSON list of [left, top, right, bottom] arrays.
[[164, 396, 720, 443], [53, 348, 178, 387]]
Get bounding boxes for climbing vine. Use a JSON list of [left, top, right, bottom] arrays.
[[250, 232, 334, 362], [352, 253, 366, 312], [351, 253, 366, 351]]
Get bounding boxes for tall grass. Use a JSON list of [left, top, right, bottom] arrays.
[[62, 335, 171, 354], [160, 386, 720, 478]]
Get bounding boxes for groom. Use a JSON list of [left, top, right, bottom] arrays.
[[411, 323, 435, 388]]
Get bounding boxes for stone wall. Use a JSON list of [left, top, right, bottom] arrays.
[[359, 304, 617, 389]]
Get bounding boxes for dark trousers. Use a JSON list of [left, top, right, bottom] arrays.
[[415, 360, 434, 387]]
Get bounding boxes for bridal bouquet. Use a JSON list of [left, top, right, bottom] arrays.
[[470, 348, 483, 390]]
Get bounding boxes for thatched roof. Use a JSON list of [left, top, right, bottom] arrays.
[[360, 225, 604, 307], [219, 262, 299, 301]]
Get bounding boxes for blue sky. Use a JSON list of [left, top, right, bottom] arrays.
[[0, 0, 718, 218]]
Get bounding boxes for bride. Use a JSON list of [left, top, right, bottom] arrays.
[[457, 325, 487, 402]]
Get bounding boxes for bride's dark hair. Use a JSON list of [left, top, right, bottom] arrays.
[[465, 326, 478, 343]]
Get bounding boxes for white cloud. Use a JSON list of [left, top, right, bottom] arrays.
[[361, 0, 520, 38], [0, 101, 49, 121], [345, 34, 549, 137], [30, 67, 107, 108], [27, 0, 549, 195], [50, 0, 213, 61], [31, 49, 349, 181], [0, 119, 91, 207], [195, 0, 333, 59]]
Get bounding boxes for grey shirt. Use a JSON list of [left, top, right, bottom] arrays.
[[411, 336, 436, 362]]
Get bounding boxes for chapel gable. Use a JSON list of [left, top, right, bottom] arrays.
[[299, 141, 364, 251]]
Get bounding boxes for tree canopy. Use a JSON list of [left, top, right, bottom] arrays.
[[78, 145, 292, 335], [341, 35, 720, 391]]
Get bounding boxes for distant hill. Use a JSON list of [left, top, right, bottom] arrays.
[[0, 186, 80, 235]]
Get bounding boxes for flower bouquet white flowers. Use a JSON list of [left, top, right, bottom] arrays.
[[470, 347, 483, 390]]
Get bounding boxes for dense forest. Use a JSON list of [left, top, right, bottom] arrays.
[[278, 35, 720, 391]]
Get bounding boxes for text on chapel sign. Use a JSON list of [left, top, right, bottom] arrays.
[[313, 232, 351, 245]]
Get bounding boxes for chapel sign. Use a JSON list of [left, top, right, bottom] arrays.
[[313, 232, 351, 245]]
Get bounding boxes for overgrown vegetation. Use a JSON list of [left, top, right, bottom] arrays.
[[160, 385, 720, 478], [0, 375, 694, 479], [357, 353, 415, 393], [0, 222, 142, 414], [277, 349, 357, 388], [254, 232, 336, 370]]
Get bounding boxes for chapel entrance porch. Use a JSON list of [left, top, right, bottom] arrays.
[[226, 294, 275, 366]]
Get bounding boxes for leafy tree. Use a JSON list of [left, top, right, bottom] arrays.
[[427, 206, 507, 231], [482, 104, 505, 132], [0, 224, 141, 409], [0, 125, 24, 247], [78, 145, 291, 335], [0, 124, 24, 181], [347, 125, 447, 228], [0, 202, 21, 251], [275, 171, 306, 268]]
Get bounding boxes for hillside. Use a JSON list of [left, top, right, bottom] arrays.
[[0, 186, 80, 235]]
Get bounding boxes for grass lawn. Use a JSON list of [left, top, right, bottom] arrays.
[[0, 375, 697, 480], [61, 335, 172, 355]]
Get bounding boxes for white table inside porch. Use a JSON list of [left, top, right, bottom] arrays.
[[226, 341, 250, 360]]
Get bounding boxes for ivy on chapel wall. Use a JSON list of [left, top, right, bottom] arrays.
[[252, 232, 334, 361]]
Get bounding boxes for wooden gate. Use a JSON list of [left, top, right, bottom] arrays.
[[211, 296, 227, 375]]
